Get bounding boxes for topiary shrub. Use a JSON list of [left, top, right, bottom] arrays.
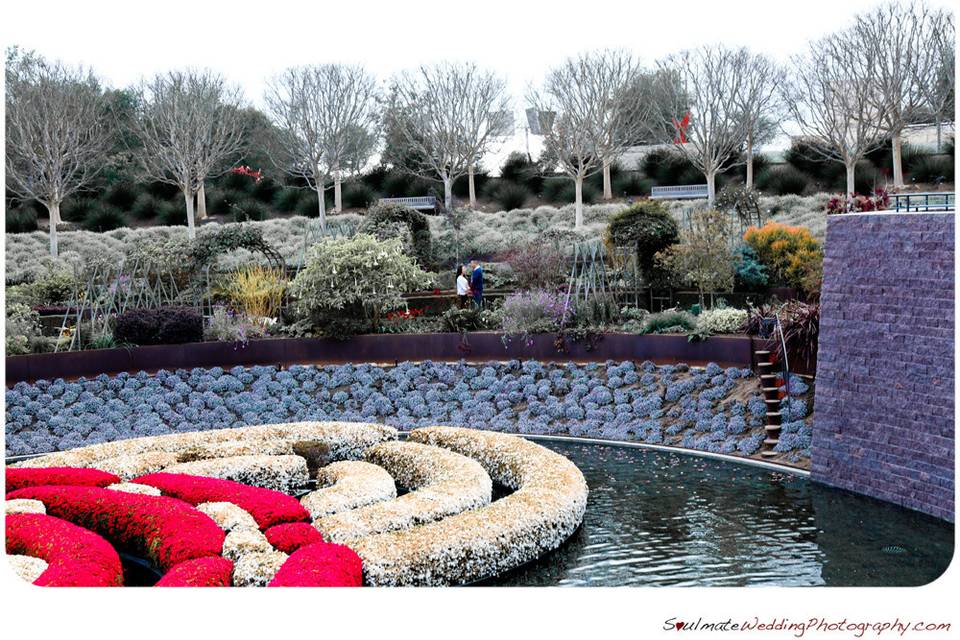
[[82, 205, 127, 232], [452, 169, 490, 198], [381, 171, 416, 197], [250, 177, 279, 204], [756, 166, 809, 196], [60, 198, 97, 224], [605, 200, 679, 278], [784, 138, 844, 184], [113, 306, 204, 346], [130, 194, 166, 221], [611, 172, 651, 197], [359, 202, 432, 266], [289, 234, 429, 333]]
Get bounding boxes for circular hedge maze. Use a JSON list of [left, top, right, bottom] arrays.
[[5, 422, 588, 587]]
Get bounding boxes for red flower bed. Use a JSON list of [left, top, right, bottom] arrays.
[[6, 467, 121, 494], [6, 513, 123, 587], [264, 522, 323, 554], [8, 485, 224, 572], [133, 473, 310, 530], [268, 542, 363, 587], [156, 557, 234, 587]]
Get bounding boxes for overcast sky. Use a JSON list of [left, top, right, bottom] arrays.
[[5, 0, 949, 104]]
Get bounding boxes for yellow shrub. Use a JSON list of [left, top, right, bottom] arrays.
[[743, 222, 822, 293], [223, 266, 287, 319]]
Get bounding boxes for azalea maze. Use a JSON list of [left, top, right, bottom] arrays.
[[5, 423, 589, 586]]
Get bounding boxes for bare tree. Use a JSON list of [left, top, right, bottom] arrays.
[[913, 7, 955, 152], [5, 53, 111, 256], [131, 70, 245, 238], [655, 46, 749, 207], [529, 51, 647, 226], [854, 2, 937, 187], [386, 62, 510, 211], [731, 49, 781, 188], [265, 64, 380, 227], [782, 31, 888, 200]]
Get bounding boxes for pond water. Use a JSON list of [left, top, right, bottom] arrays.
[[486, 441, 954, 587]]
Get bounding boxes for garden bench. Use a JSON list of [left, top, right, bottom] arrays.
[[378, 196, 440, 212], [651, 184, 709, 200]]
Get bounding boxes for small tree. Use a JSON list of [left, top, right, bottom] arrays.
[[655, 46, 750, 207], [530, 50, 647, 226], [731, 49, 781, 188], [5, 52, 111, 257], [781, 31, 888, 201], [853, 2, 938, 187], [913, 8, 955, 152], [265, 64, 380, 227], [655, 209, 735, 307], [131, 70, 246, 239], [385, 63, 510, 210]]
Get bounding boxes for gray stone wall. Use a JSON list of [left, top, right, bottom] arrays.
[[812, 212, 954, 521]]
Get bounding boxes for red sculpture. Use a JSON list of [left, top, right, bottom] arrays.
[[672, 112, 690, 144], [230, 165, 263, 183]]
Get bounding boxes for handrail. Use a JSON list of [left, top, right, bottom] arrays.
[[774, 309, 790, 389], [891, 192, 955, 213]]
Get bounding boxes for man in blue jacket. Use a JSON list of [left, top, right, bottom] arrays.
[[469, 260, 484, 308]]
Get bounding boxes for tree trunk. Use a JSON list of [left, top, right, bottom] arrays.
[[196, 183, 207, 220], [47, 202, 60, 257], [891, 131, 904, 189], [746, 134, 754, 189], [334, 172, 342, 213], [316, 183, 327, 231], [183, 189, 196, 239], [443, 176, 453, 211], [468, 165, 477, 208], [706, 171, 716, 208], [574, 175, 584, 229], [936, 116, 942, 153], [602, 159, 613, 200], [846, 162, 856, 203]]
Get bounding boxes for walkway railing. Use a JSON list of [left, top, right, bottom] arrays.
[[891, 192, 955, 212]]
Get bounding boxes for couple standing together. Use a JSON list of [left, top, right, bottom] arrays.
[[456, 261, 484, 308]]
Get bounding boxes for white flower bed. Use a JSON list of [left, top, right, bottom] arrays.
[[232, 550, 288, 587], [315, 441, 492, 543], [9, 555, 48, 583], [12, 421, 397, 470], [105, 482, 161, 496], [222, 528, 273, 563], [93, 452, 179, 480], [6, 499, 46, 515], [197, 502, 259, 533], [301, 461, 396, 519], [350, 427, 588, 586], [161, 455, 309, 493]]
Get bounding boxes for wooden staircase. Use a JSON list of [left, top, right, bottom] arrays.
[[754, 349, 782, 458]]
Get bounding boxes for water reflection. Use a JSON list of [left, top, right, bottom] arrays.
[[486, 442, 953, 587]]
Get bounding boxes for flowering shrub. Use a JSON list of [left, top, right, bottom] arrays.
[[132, 473, 310, 530], [6, 467, 121, 493], [6, 512, 123, 586], [268, 542, 363, 587], [743, 222, 822, 294], [501, 289, 573, 338], [5, 486, 224, 572], [155, 557, 234, 587], [695, 307, 748, 336], [264, 523, 324, 554]]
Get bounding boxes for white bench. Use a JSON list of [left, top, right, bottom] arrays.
[[378, 196, 440, 211], [651, 184, 708, 200]]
